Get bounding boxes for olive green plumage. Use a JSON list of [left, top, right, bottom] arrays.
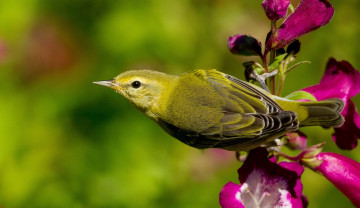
[[94, 69, 344, 151]]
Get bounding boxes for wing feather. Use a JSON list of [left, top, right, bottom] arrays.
[[225, 74, 283, 113], [199, 71, 297, 145]]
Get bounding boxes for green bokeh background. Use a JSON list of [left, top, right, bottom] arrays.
[[0, 0, 359, 207]]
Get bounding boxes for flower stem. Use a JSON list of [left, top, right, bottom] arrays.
[[269, 20, 277, 95], [276, 62, 285, 96], [285, 61, 311, 74], [263, 51, 269, 73], [276, 151, 301, 162]]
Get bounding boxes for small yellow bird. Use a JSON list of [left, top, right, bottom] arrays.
[[94, 69, 344, 151]]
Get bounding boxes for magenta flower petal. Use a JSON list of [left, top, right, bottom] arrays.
[[266, 0, 334, 50], [303, 58, 360, 100], [332, 101, 360, 149], [220, 148, 305, 208], [302, 58, 360, 149], [314, 153, 360, 207], [301, 195, 309, 208], [228, 34, 263, 57], [219, 182, 246, 208], [262, 0, 290, 21]]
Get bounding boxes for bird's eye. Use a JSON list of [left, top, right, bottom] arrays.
[[131, 80, 141, 89]]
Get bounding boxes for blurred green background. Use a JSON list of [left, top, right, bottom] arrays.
[[0, 0, 359, 207]]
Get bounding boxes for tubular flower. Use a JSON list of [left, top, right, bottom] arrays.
[[303, 152, 360, 207], [302, 58, 360, 149], [219, 148, 306, 208], [262, 0, 290, 21], [266, 0, 334, 51]]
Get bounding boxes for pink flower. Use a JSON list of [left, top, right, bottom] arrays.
[[266, 0, 334, 51], [219, 148, 306, 208], [262, 0, 290, 21], [305, 152, 360, 207], [302, 58, 360, 149]]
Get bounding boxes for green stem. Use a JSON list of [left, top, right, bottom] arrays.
[[285, 61, 311, 74], [262, 51, 269, 73], [276, 151, 301, 162], [276, 62, 285, 96], [277, 60, 310, 95], [269, 20, 277, 95]]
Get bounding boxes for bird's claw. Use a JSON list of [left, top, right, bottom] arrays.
[[248, 69, 278, 92]]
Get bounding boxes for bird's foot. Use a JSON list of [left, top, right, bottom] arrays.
[[243, 61, 278, 92], [248, 69, 278, 92]]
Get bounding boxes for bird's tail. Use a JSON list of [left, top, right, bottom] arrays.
[[299, 98, 344, 128]]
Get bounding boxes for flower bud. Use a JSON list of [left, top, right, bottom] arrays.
[[286, 131, 307, 150], [262, 0, 290, 20], [228, 34, 262, 58], [286, 39, 301, 55]]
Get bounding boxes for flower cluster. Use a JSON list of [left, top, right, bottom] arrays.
[[221, 0, 360, 207]]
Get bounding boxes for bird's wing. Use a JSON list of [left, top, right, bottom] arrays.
[[199, 111, 298, 150], [193, 70, 298, 148], [223, 73, 283, 113]]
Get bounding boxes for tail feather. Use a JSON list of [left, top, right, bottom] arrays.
[[300, 98, 344, 128]]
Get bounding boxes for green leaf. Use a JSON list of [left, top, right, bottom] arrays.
[[254, 65, 265, 74], [284, 91, 317, 101], [268, 53, 287, 72]]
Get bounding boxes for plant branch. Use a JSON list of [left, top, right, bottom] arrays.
[[285, 61, 311, 74]]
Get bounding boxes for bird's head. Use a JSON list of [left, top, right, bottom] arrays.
[[94, 70, 177, 118]]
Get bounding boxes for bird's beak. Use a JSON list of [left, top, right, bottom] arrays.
[[93, 79, 117, 88], [93, 79, 126, 92]]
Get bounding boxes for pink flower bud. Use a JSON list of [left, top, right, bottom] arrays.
[[262, 0, 290, 21], [228, 34, 263, 58]]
